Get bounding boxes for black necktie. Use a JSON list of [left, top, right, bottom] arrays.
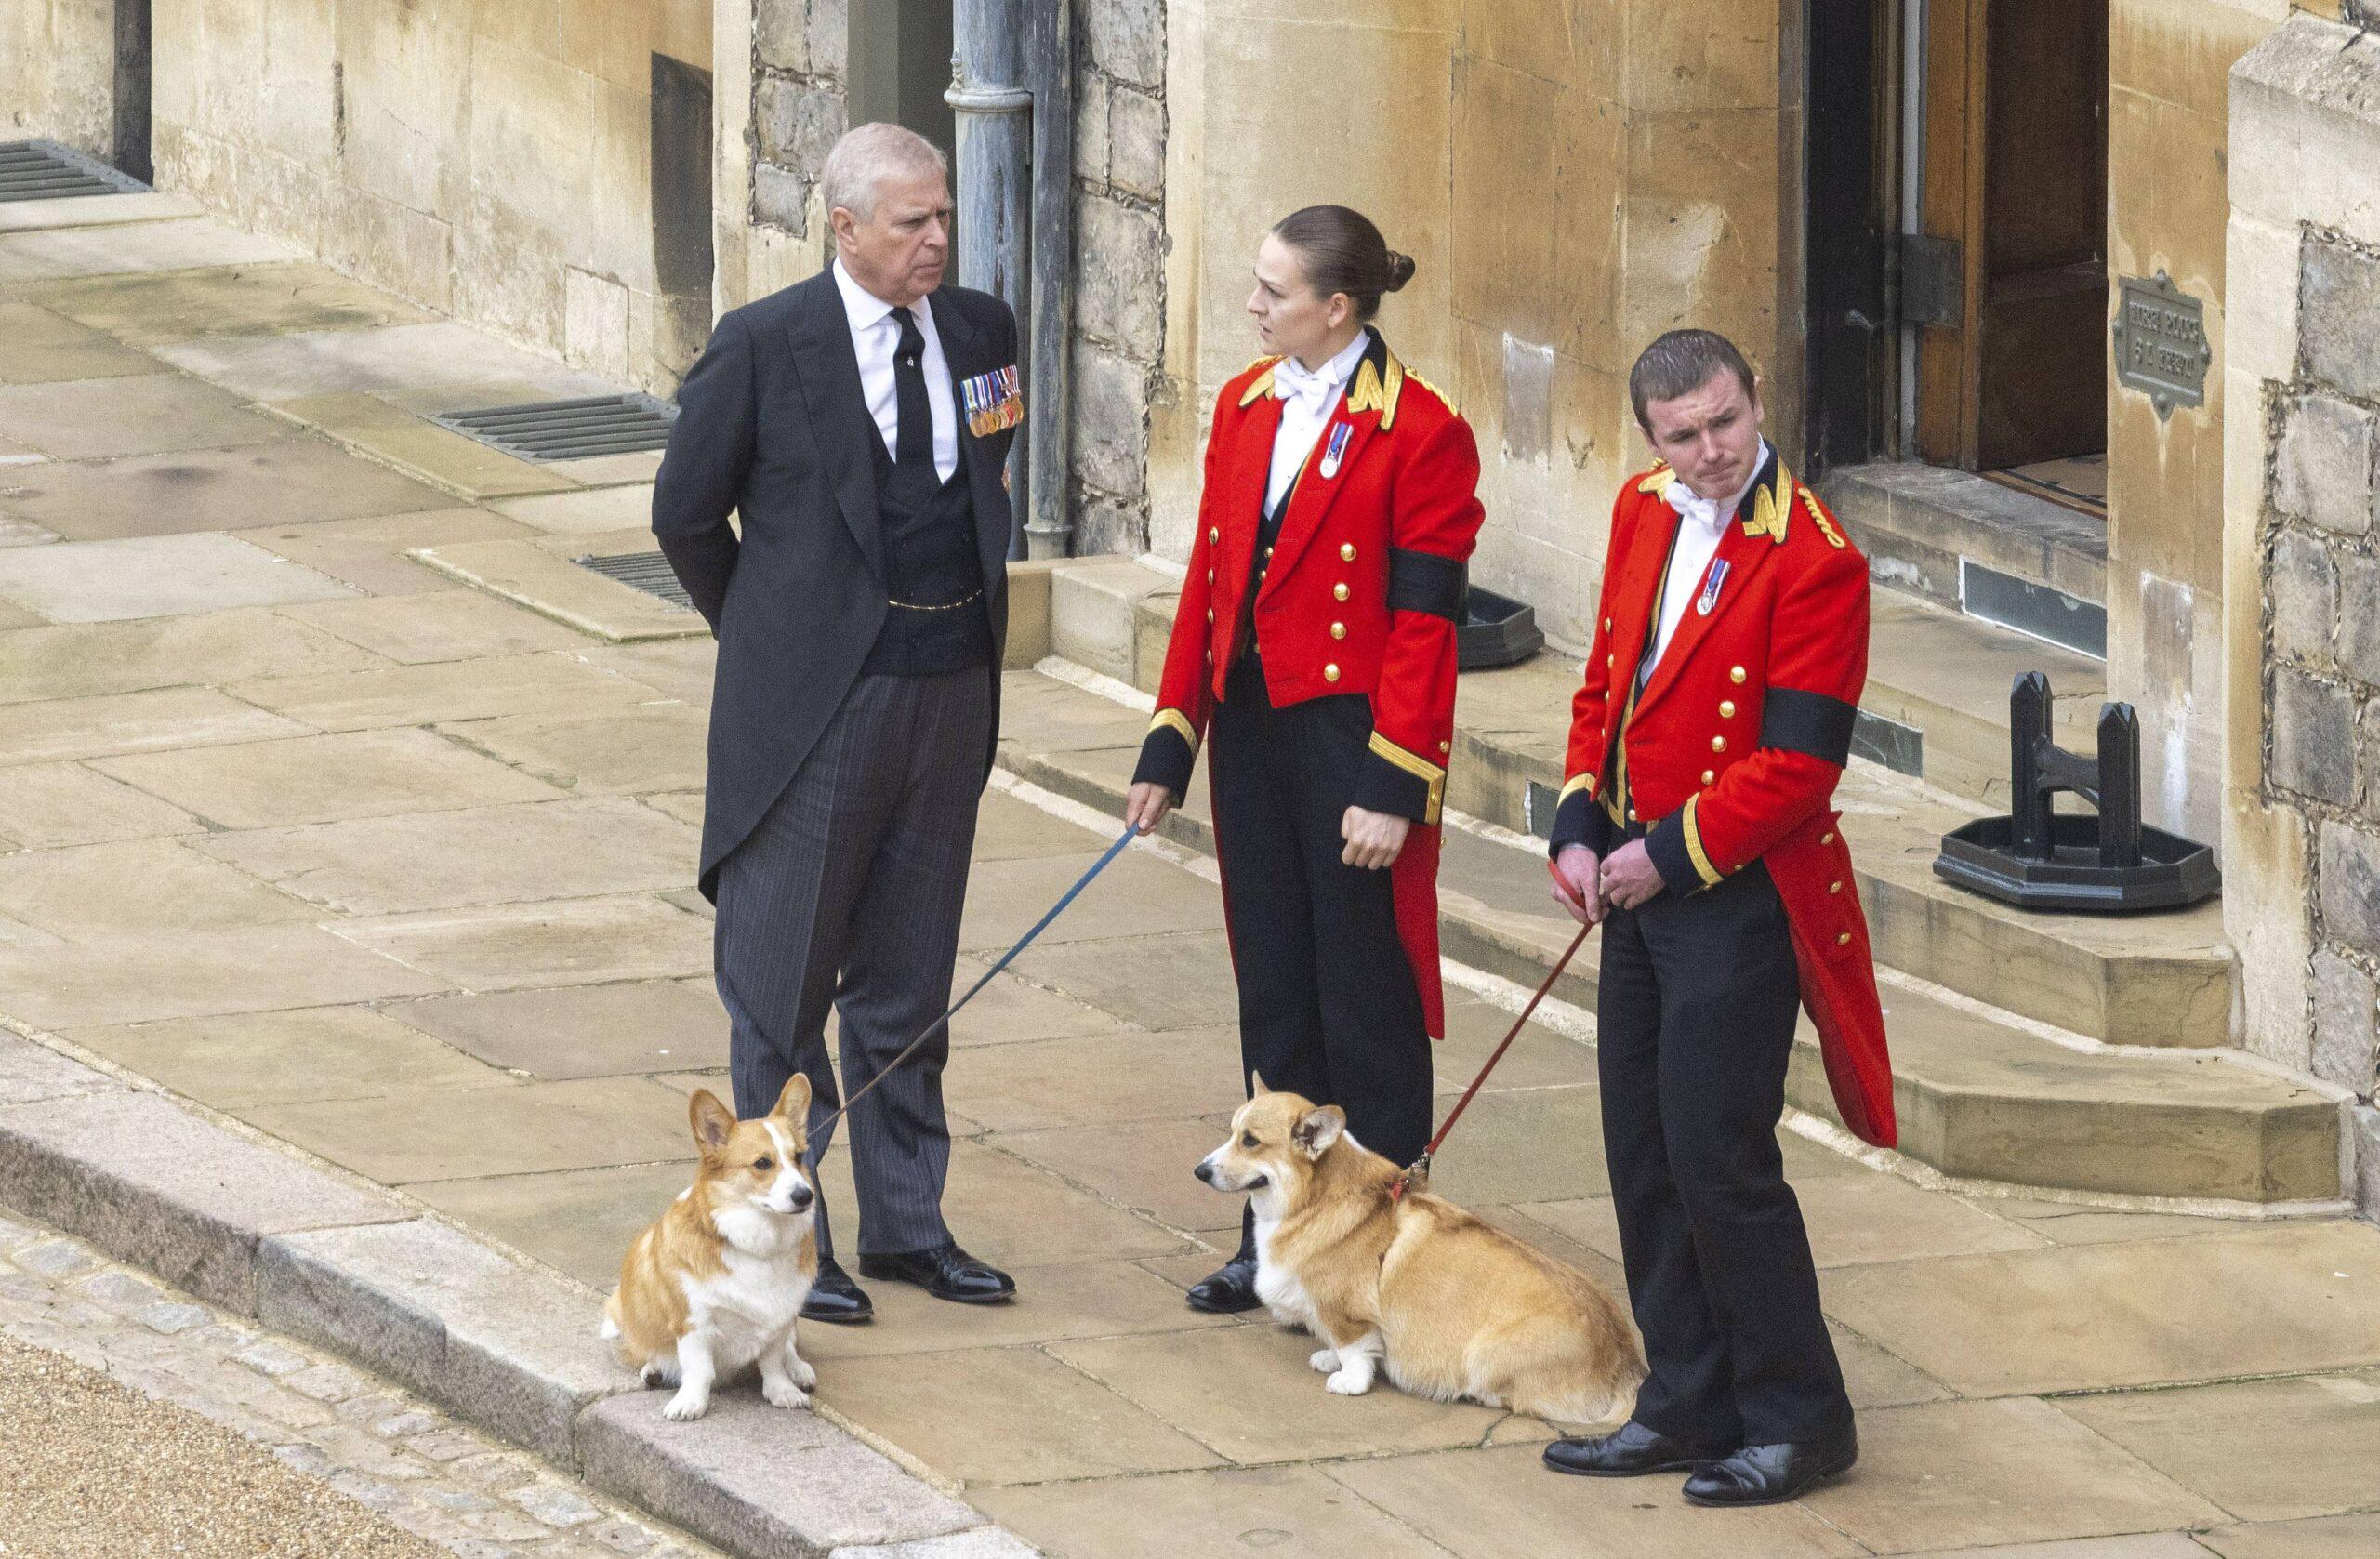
[[892, 307, 937, 502]]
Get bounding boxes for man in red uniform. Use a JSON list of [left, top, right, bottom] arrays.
[[1539, 330, 1892, 1506]]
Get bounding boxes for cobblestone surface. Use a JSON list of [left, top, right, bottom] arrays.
[[0, 1209, 724, 1559]]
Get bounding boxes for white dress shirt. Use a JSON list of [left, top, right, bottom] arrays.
[[832, 258, 959, 484], [1638, 440, 1770, 689], [1265, 330, 1371, 513]]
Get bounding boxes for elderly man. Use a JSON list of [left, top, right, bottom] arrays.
[[1539, 330, 1894, 1504], [652, 123, 1024, 1323]]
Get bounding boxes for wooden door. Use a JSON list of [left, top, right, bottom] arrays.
[[1913, 0, 2108, 470]]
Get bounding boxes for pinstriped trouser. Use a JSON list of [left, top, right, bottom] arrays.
[[712, 667, 991, 1261]]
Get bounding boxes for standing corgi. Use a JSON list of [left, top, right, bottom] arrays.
[[1196, 1077, 1645, 1425], [602, 1076, 819, 1421]]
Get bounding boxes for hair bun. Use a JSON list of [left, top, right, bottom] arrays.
[[1382, 250, 1416, 292]]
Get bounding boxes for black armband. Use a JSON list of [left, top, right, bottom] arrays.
[[1759, 688, 1858, 766], [1387, 548, 1466, 623]]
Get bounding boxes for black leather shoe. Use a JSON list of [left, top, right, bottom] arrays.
[[800, 1257, 872, 1325], [1184, 1253, 1261, 1314], [858, 1242, 1015, 1304], [1682, 1426, 1858, 1506], [1543, 1420, 1733, 1478]]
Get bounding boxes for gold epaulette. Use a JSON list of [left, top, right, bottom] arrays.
[[1635, 460, 1675, 496], [1236, 355, 1285, 407], [1799, 484, 1848, 548], [1398, 363, 1457, 417]]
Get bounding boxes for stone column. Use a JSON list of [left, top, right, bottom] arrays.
[[2224, 11, 2380, 1212]]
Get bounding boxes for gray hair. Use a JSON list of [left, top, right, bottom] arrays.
[[1628, 329, 1758, 428], [818, 123, 948, 222]]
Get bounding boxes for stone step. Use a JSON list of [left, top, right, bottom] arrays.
[[998, 667, 2337, 1206], [1820, 461, 2108, 654], [1058, 559, 2230, 1046]]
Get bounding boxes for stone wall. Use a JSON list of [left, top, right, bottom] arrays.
[[1145, 0, 1799, 648], [1070, 0, 1168, 556], [146, 0, 714, 394], [2225, 12, 2380, 1209], [0, 1, 119, 160]]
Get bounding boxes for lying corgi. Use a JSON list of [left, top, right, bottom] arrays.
[[602, 1076, 819, 1421], [1197, 1078, 1645, 1424]]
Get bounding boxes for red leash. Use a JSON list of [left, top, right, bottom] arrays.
[[1391, 916, 1594, 1202]]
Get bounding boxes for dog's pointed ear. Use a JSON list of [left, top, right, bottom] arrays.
[[689, 1090, 735, 1155], [1250, 1069, 1271, 1097], [773, 1073, 813, 1122], [1292, 1104, 1344, 1158]]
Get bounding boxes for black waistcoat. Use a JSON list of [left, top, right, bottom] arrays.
[[860, 435, 995, 678]]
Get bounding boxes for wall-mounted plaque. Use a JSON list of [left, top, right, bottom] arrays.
[[2111, 270, 2211, 419]]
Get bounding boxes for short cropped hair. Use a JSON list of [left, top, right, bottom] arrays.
[[1628, 329, 1758, 429], [819, 123, 948, 222]]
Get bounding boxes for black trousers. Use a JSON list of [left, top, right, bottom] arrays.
[[1209, 656, 1434, 1249], [1597, 852, 1852, 1447]]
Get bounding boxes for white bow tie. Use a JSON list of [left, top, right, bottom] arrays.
[[1272, 356, 1342, 417], [1663, 479, 1727, 534]]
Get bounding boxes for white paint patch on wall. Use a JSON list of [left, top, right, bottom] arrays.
[[1500, 334, 1554, 465], [2138, 573, 2198, 835]]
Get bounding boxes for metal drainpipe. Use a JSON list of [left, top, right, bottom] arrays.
[[946, 0, 1039, 557], [949, 0, 1074, 559]]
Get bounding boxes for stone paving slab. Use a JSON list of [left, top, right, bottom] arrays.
[[0, 923, 452, 1029], [194, 795, 698, 915], [0, 607, 386, 702], [2198, 1514, 2380, 1557], [94, 727, 567, 829], [0, 301, 157, 383], [0, 533, 358, 622], [269, 390, 581, 500], [0, 1030, 123, 1108], [224, 651, 668, 731], [0, 684, 311, 764], [150, 322, 616, 403], [245, 1075, 698, 1187], [0, 1086, 410, 1311], [414, 536, 709, 642], [0, 371, 285, 458], [973, 1464, 1479, 1559], [2055, 1367, 2380, 1523], [388, 978, 728, 1079], [1822, 1221, 2380, 1397], [0, 760, 203, 847], [489, 483, 660, 534], [0, 434, 452, 540], [63, 1007, 519, 1111], [0, 836, 317, 939], [0, 190, 203, 232], [284, 588, 594, 664], [335, 896, 710, 997], [229, 508, 538, 597], [20, 261, 441, 346], [440, 703, 713, 796], [0, 216, 298, 283]]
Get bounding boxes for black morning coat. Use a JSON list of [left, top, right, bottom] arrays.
[[650, 268, 1022, 900]]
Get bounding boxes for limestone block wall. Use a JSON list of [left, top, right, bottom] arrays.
[[0, 0, 119, 158], [2225, 11, 2380, 1205], [1146, 0, 1799, 650], [147, 0, 715, 394], [2104, 0, 2294, 846]]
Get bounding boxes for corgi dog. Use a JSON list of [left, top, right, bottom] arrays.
[[602, 1076, 819, 1421], [1196, 1077, 1645, 1425]]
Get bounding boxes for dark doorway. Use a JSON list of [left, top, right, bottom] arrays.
[[1913, 0, 2109, 472], [1803, 0, 1897, 478], [848, 0, 958, 154], [651, 54, 715, 381], [113, 0, 151, 184]]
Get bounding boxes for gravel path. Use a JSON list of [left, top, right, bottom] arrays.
[[0, 1329, 444, 1559]]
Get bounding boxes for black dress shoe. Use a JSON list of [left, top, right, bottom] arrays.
[[1184, 1253, 1261, 1314], [858, 1242, 1016, 1304], [1543, 1420, 1734, 1478], [800, 1257, 873, 1325], [1682, 1426, 1858, 1507]]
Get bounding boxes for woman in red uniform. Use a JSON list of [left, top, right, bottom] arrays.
[[1124, 206, 1486, 1313]]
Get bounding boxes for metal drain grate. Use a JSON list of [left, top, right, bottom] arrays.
[[0, 140, 149, 203], [431, 394, 678, 462], [573, 549, 694, 613]]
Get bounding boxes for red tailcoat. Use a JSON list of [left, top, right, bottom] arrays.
[[1551, 452, 1897, 1146], [1136, 334, 1485, 1037]]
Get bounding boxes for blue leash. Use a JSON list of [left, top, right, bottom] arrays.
[[820, 824, 1139, 1130]]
